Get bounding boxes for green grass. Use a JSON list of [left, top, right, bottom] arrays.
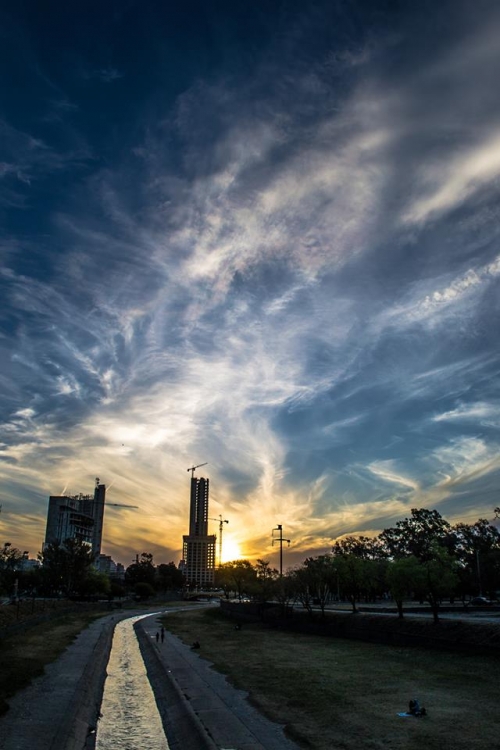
[[0, 611, 106, 716], [162, 607, 500, 750]]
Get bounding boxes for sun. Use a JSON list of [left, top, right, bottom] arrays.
[[221, 537, 242, 563]]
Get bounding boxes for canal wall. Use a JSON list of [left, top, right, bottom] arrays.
[[135, 620, 217, 750], [49, 618, 116, 750], [0, 613, 123, 750]]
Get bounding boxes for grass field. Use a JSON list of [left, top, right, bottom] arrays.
[[162, 606, 500, 750], [0, 610, 106, 715]]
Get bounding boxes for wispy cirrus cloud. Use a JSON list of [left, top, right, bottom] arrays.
[[432, 402, 500, 425], [1, 2, 500, 564]]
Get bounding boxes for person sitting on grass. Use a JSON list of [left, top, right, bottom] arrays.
[[409, 699, 427, 717]]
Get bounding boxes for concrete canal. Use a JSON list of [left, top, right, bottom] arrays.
[[95, 614, 169, 750]]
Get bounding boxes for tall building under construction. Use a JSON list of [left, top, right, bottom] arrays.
[[182, 476, 216, 587], [44, 479, 106, 558]]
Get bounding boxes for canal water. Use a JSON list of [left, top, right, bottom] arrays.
[[95, 615, 169, 750]]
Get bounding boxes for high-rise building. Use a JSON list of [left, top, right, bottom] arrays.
[[44, 479, 106, 558], [182, 476, 216, 587]]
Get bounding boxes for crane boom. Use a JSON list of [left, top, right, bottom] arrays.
[[108, 503, 138, 508], [187, 462, 208, 478]]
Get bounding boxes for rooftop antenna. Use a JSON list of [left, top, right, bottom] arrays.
[[187, 462, 208, 478], [272, 524, 291, 578]]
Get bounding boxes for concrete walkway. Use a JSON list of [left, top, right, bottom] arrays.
[[139, 611, 300, 750], [0, 612, 120, 750]]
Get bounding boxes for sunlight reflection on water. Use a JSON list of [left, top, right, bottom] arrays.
[[95, 615, 169, 750]]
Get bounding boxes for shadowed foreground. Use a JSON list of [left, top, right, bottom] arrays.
[[162, 606, 500, 750]]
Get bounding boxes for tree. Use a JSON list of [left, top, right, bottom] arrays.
[[290, 565, 315, 617], [78, 569, 111, 599], [386, 557, 422, 618], [274, 572, 296, 616], [0, 543, 24, 595], [135, 581, 155, 600], [110, 581, 126, 599], [330, 552, 370, 613], [38, 539, 96, 597], [251, 559, 279, 606], [379, 508, 452, 561], [451, 519, 500, 598], [156, 562, 184, 593], [419, 544, 459, 623], [301, 556, 335, 617], [125, 553, 156, 589], [216, 560, 256, 600], [332, 535, 385, 560]]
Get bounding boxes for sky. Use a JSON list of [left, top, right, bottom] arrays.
[[1, 0, 500, 569]]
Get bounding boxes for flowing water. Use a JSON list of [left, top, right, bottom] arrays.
[[95, 615, 169, 750]]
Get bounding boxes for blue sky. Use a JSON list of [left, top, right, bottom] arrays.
[[1, 1, 500, 567]]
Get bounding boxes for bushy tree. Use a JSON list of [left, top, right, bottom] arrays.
[[215, 560, 256, 600], [125, 552, 156, 589], [420, 544, 459, 623], [135, 581, 155, 600], [39, 539, 96, 597], [290, 565, 316, 616], [301, 556, 335, 616], [451, 519, 500, 598], [379, 508, 451, 561], [0, 543, 24, 595], [250, 559, 279, 605], [386, 556, 422, 618], [156, 562, 184, 593], [335, 554, 372, 613], [330, 538, 381, 613], [274, 571, 296, 616]]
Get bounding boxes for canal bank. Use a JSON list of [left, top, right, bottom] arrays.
[[0, 611, 121, 750], [0, 607, 300, 750], [138, 611, 300, 750]]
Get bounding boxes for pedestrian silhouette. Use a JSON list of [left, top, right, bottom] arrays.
[[155, 631, 159, 643], [161, 627, 165, 643]]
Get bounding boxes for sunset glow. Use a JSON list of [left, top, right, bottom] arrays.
[[1, 2, 500, 570]]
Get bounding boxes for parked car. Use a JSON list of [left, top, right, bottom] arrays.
[[470, 596, 493, 606]]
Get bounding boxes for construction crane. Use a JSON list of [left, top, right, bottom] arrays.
[[187, 462, 208, 478], [209, 514, 229, 567], [93, 478, 137, 508]]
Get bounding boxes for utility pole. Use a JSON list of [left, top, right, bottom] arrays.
[[272, 524, 291, 577], [476, 549, 483, 596]]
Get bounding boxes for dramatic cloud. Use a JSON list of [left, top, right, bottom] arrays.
[[1, 1, 499, 566]]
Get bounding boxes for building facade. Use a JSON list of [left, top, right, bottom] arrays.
[[44, 479, 106, 558], [182, 476, 216, 587]]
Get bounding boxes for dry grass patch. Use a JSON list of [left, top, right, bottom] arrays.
[[163, 607, 499, 750], [0, 612, 105, 715]]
